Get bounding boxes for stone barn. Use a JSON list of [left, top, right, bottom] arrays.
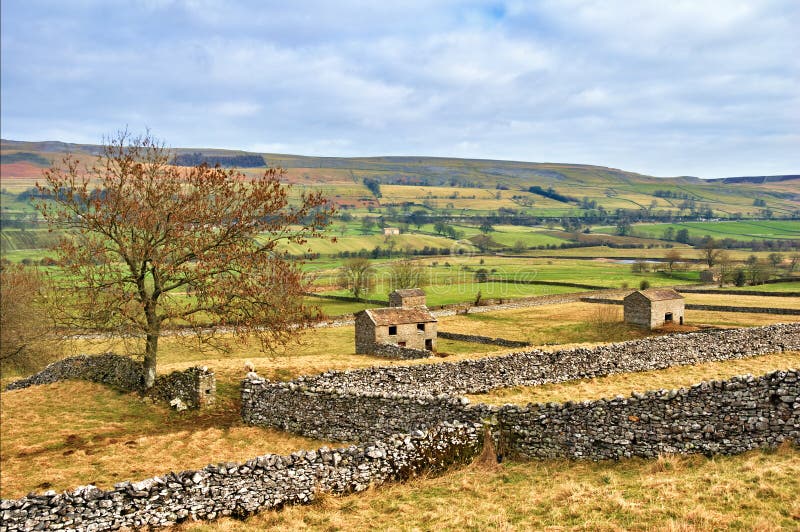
[[623, 289, 685, 329], [383, 227, 400, 235], [699, 269, 720, 284], [355, 307, 438, 354], [389, 288, 427, 308]]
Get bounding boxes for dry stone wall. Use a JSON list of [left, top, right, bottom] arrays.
[[372, 343, 432, 360], [292, 323, 800, 397], [3, 354, 216, 409], [0, 422, 481, 532], [242, 324, 800, 443], [437, 331, 531, 348], [484, 369, 798, 460]]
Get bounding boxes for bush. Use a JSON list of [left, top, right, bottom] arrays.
[[0, 265, 61, 375], [639, 279, 651, 290]]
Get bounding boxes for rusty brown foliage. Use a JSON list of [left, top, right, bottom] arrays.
[[35, 131, 333, 388], [0, 264, 62, 375]]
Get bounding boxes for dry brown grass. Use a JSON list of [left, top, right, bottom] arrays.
[[0, 381, 336, 498], [682, 293, 800, 310], [467, 351, 800, 406], [183, 442, 800, 531]]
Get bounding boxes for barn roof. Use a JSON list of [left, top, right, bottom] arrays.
[[361, 307, 437, 325], [390, 288, 426, 297], [625, 288, 684, 302]]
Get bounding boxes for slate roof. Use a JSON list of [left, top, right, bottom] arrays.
[[362, 307, 437, 326], [390, 288, 426, 297], [625, 288, 684, 302]]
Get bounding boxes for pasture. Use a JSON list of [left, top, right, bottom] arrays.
[[595, 220, 800, 242]]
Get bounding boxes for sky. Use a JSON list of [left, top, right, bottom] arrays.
[[1, 0, 798, 178]]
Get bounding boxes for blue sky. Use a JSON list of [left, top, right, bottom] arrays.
[[1, 0, 798, 178]]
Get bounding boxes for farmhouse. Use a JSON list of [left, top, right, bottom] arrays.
[[623, 288, 685, 329], [383, 227, 400, 235], [355, 289, 437, 354]]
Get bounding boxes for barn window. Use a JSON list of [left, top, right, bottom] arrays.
[[665, 312, 673, 322], [417, 323, 425, 331], [388, 325, 397, 335]]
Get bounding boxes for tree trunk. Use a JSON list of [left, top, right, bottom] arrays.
[[143, 332, 158, 390], [143, 298, 160, 390]]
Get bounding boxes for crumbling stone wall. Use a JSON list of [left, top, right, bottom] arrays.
[[4, 354, 144, 392], [3, 354, 216, 410], [0, 422, 481, 531]]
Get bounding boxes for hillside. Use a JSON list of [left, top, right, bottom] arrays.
[[2, 138, 799, 220]]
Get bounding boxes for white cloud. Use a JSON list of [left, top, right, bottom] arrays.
[[1, 1, 797, 177]]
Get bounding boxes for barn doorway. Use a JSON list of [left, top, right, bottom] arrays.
[[425, 339, 433, 351], [679, 316, 684, 325], [665, 312, 673, 323]]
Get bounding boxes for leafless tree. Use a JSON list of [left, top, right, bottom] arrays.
[[388, 260, 427, 291], [337, 258, 375, 300]]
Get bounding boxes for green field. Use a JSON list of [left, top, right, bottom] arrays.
[[596, 220, 800, 242]]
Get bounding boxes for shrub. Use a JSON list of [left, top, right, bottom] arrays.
[[639, 279, 651, 290]]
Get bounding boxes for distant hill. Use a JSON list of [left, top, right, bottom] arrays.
[[708, 175, 800, 184], [2, 138, 798, 219]]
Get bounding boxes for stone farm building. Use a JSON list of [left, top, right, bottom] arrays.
[[389, 288, 427, 308], [699, 269, 720, 284], [623, 289, 685, 329], [355, 289, 437, 354], [383, 227, 400, 235]]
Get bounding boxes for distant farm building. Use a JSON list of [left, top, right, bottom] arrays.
[[389, 288, 427, 308], [699, 269, 720, 284], [383, 227, 401, 235], [355, 289, 437, 354], [623, 289, 685, 329]]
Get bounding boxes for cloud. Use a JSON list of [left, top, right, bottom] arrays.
[[1, 1, 797, 177]]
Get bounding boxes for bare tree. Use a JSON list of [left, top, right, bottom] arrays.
[[768, 253, 784, 269], [789, 253, 800, 272], [663, 249, 682, 273], [0, 265, 62, 374], [700, 237, 723, 267], [36, 131, 332, 388], [388, 260, 427, 291], [337, 258, 375, 300]]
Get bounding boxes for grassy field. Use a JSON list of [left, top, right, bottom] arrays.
[[595, 220, 800, 242], [187, 443, 800, 531], [469, 351, 800, 406], [682, 293, 800, 310], [714, 282, 800, 293]]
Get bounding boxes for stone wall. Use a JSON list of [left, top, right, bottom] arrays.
[[4, 353, 144, 393], [582, 297, 800, 316], [294, 323, 800, 397], [242, 378, 468, 441], [676, 288, 800, 297], [486, 368, 798, 460], [437, 331, 531, 348], [242, 324, 800, 442], [372, 343, 433, 360], [0, 421, 481, 531], [4, 354, 216, 410]]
